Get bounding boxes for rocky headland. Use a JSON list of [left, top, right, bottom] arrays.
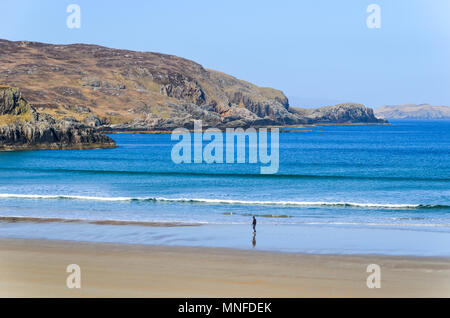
[[0, 86, 115, 150], [0, 39, 386, 137]]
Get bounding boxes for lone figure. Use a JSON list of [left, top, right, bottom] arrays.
[[252, 216, 257, 233]]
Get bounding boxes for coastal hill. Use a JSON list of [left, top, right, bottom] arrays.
[[375, 104, 450, 120], [292, 103, 383, 124], [0, 86, 115, 150], [0, 39, 385, 132]]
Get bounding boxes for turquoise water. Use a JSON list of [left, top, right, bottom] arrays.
[[0, 121, 449, 256]]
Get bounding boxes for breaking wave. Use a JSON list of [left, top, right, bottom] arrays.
[[0, 193, 448, 210]]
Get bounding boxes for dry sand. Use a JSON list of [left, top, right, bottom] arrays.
[[0, 238, 449, 297]]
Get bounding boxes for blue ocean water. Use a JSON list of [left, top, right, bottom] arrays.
[[0, 121, 449, 256]]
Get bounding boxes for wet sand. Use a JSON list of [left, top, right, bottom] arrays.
[[0, 238, 449, 297], [0, 216, 199, 227]]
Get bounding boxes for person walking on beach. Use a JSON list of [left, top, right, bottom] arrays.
[[252, 216, 257, 233]]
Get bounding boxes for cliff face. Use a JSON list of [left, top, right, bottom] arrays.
[[294, 103, 386, 124], [375, 104, 450, 120], [0, 39, 385, 131], [0, 87, 115, 150]]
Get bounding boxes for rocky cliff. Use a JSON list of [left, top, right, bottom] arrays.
[[0, 39, 385, 131], [293, 103, 385, 124], [375, 104, 450, 120], [0, 86, 115, 150]]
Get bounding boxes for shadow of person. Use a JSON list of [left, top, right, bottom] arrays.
[[252, 231, 256, 248]]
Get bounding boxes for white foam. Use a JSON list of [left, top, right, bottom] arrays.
[[0, 193, 133, 201], [0, 193, 430, 209]]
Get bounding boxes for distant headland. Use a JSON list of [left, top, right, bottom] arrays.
[[375, 104, 450, 120]]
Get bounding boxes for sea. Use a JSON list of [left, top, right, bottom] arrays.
[[0, 121, 449, 256]]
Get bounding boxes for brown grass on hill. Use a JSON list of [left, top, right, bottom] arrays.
[[0, 39, 288, 124]]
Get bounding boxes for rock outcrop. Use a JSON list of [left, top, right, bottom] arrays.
[[0, 39, 386, 131], [294, 103, 386, 124], [0, 86, 116, 150]]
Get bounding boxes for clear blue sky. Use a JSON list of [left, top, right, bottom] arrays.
[[1, 0, 449, 108]]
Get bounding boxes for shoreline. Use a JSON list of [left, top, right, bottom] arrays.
[[0, 142, 116, 152], [1, 238, 449, 297], [1, 235, 449, 259], [0, 216, 200, 227], [103, 122, 391, 135], [1, 215, 449, 257]]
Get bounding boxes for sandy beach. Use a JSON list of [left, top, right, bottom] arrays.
[[0, 238, 449, 297]]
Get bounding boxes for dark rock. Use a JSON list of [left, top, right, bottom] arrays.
[[84, 115, 103, 127], [81, 77, 101, 88]]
